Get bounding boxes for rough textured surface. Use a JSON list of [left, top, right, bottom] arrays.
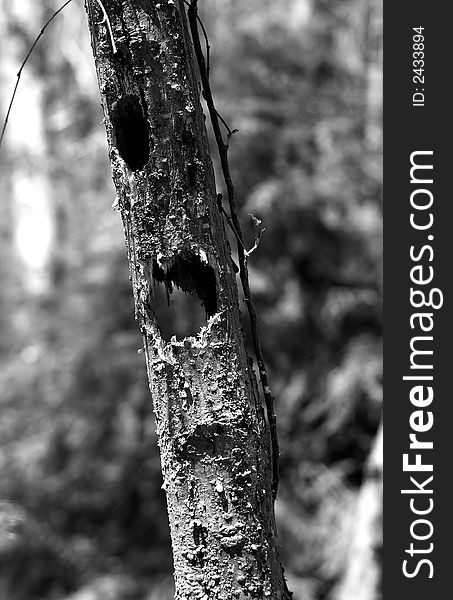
[[84, 1, 291, 598]]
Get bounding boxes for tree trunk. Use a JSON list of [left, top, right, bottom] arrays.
[[334, 421, 382, 600], [84, 1, 291, 598]]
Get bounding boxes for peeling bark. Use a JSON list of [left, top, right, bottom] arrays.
[[84, 1, 291, 598]]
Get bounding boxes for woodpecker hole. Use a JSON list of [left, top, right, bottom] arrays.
[[187, 163, 197, 190], [112, 94, 150, 171], [151, 253, 218, 340]]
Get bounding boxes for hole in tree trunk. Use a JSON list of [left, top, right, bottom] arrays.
[[112, 94, 150, 171], [151, 253, 218, 340], [187, 163, 197, 190]]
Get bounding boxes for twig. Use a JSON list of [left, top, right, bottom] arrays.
[[217, 194, 245, 251], [218, 196, 265, 258], [216, 110, 238, 141], [94, 0, 117, 54], [0, 0, 74, 155], [183, 0, 210, 76], [188, 0, 280, 500], [245, 214, 265, 258], [182, 0, 237, 137]]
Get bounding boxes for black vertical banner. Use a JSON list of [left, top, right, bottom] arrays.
[[385, 2, 452, 597]]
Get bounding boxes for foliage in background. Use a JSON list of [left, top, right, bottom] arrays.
[[0, 1, 382, 599]]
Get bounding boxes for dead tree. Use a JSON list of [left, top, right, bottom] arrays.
[[84, 1, 291, 597]]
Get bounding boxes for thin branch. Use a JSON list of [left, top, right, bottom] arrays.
[[182, 0, 237, 137], [183, 0, 210, 76], [188, 0, 280, 500], [245, 214, 265, 258], [94, 0, 117, 54], [216, 110, 238, 140], [217, 194, 246, 251], [0, 0, 73, 155], [218, 195, 265, 257]]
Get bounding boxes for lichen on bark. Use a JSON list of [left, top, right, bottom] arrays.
[[84, 1, 291, 597]]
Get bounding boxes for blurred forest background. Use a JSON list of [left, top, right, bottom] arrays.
[[0, 1, 382, 599]]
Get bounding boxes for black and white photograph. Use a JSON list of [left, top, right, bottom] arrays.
[[0, 1, 384, 599]]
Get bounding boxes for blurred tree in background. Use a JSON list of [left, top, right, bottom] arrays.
[[0, 1, 382, 599]]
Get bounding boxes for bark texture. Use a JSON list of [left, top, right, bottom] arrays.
[[84, 1, 291, 598]]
